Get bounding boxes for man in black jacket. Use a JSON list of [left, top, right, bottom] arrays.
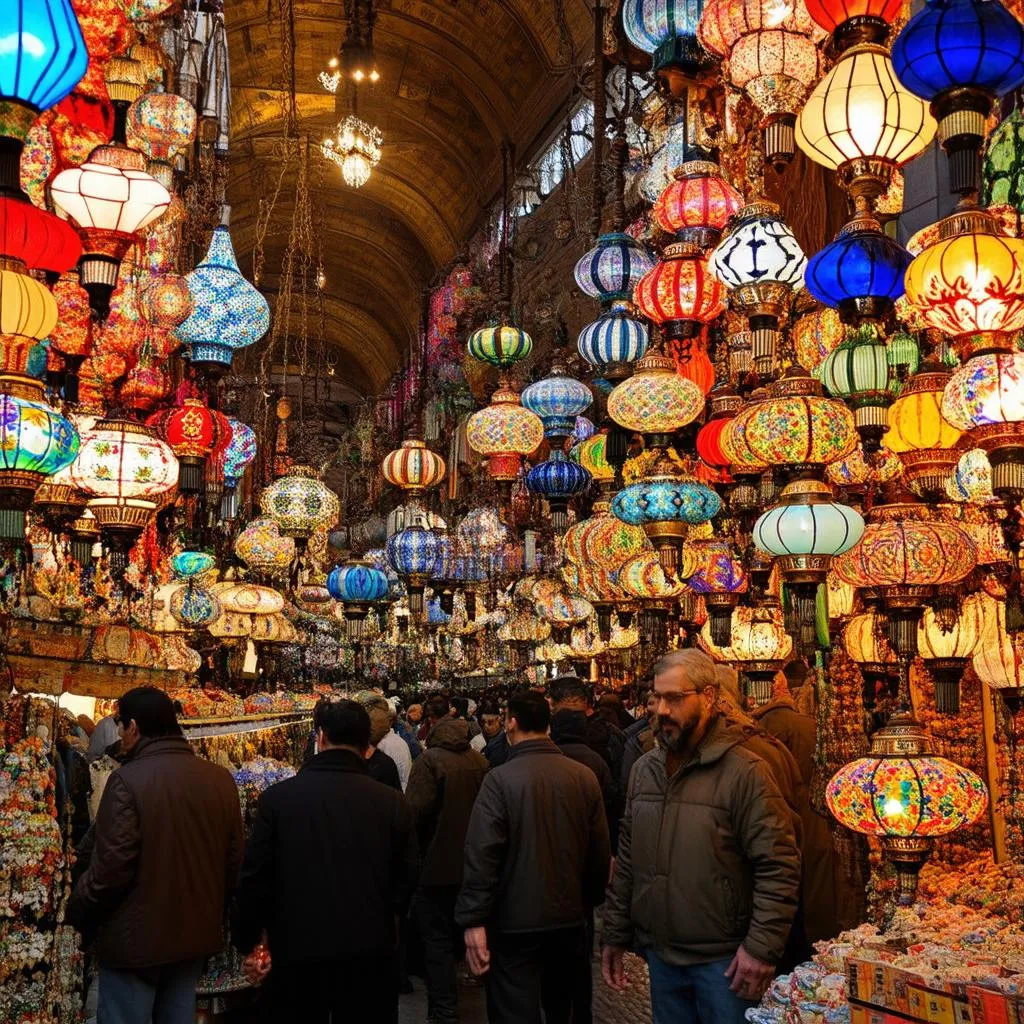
[[456, 690, 610, 1024], [549, 675, 625, 787], [406, 717, 489, 1024], [232, 699, 419, 1023]]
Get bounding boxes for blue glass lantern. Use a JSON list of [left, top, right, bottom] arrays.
[[577, 306, 650, 373], [0, 1, 88, 144], [177, 227, 270, 373], [893, 0, 1024, 195], [387, 524, 443, 615], [223, 418, 257, 488], [521, 373, 593, 438], [329, 559, 390, 637], [805, 220, 912, 323], [171, 551, 216, 579], [622, 0, 711, 81], [366, 546, 406, 600], [526, 450, 593, 531], [612, 464, 722, 573], [170, 584, 220, 629], [0, 381, 80, 539], [574, 233, 655, 304]]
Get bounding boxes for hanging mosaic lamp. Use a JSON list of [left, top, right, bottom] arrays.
[[819, 325, 896, 448], [525, 450, 592, 533], [574, 232, 655, 306], [328, 559, 390, 638], [387, 524, 444, 616], [983, 107, 1024, 228], [572, 432, 616, 490], [522, 370, 593, 439], [466, 386, 544, 481], [893, 0, 1024, 196], [917, 593, 989, 711], [260, 465, 340, 542], [710, 202, 807, 376], [221, 417, 257, 520], [696, 388, 743, 473], [176, 225, 271, 374], [700, 606, 794, 703], [466, 323, 533, 370], [793, 299, 845, 378], [805, 0, 902, 49], [687, 537, 748, 646], [633, 242, 726, 342], [382, 438, 447, 496], [577, 305, 650, 380], [234, 517, 296, 581], [607, 351, 705, 448], [126, 91, 197, 189], [653, 160, 743, 249], [153, 396, 220, 494], [622, 0, 715, 93]]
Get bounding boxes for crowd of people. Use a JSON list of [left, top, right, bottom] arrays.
[[72, 648, 839, 1024]]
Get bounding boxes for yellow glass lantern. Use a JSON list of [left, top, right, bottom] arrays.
[[917, 593, 989, 711], [466, 387, 544, 481], [607, 351, 704, 443]]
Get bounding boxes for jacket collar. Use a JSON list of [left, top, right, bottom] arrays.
[[126, 735, 193, 762], [303, 747, 370, 774], [652, 711, 748, 776], [507, 736, 561, 760], [551, 709, 589, 746], [426, 718, 472, 752]]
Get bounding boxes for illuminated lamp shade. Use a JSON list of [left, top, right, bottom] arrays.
[[946, 447, 994, 504], [634, 242, 726, 341], [176, 226, 271, 374], [574, 433, 615, 486], [699, 606, 793, 703], [50, 145, 171, 319], [170, 551, 216, 580], [233, 517, 296, 580], [796, 44, 936, 208], [697, 389, 743, 470], [0, 0, 88, 147], [126, 92, 197, 189], [826, 723, 987, 903], [973, 604, 1024, 689], [0, 264, 59, 367], [69, 419, 178, 558], [525, 450, 592, 533], [221, 417, 256, 520], [0, 196, 81, 274], [819, 326, 896, 446], [736, 367, 859, 471], [466, 387, 544, 481], [621, 0, 714, 90], [807, 222, 912, 324], [826, 443, 903, 487], [903, 208, 1024, 353], [0, 377, 80, 539], [619, 551, 687, 600], [522, 372, 593, 438], [212, 582, 286, 616], [382, 438, 446, 495], [387, 524, 443, 615], [466, 324, 533, 370], [805, 0, 903, 45], [844, 611, 899, 670], [155, 397, 219, 494], [577, 306, 650, 377], [793, 301, 844, 377], [918, 593, 987, 711], [575, 232, 656, 305], [607, 350, 705, 447], [653, 160, 743, 248], [688, 537, 747, 646], [887, 330, 921, 383], [710, 203, 806, 374], [248, 613, 298, 645], [260, 465, 339, 541], [579, 502, 651, 574], [141, 273, 193, 330], [983, 106, 1024, 217], [328, 559, 390, 637], [893, 0, 1024, 196]]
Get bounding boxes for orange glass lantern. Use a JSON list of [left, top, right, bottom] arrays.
[[633, 242, 726, 342]]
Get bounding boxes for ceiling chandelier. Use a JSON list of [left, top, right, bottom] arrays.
[[322, 114, 382, 189]]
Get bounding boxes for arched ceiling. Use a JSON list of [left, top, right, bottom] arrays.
[[225, 0, 595, 393]]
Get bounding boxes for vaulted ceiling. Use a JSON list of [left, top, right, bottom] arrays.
[[224, 0, 596, 395]]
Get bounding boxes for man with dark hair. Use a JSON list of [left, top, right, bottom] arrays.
[[457, 690, 610, 1024], [549, 675, 625, 788], [233, 699, 419, 1023], [69, 687, 243, 1024], [419, 693, 451, 742], [479, 700, 509, 767]]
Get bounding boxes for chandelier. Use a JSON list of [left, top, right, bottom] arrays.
[[322, 115, 382, 189]]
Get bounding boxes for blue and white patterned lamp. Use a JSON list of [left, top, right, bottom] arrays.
[[526, 450, 593, 532], [574, 233, 655, 305], [577, 305, 650, 379], [521, 371, 593, 438], [387, 524, 443, 616], [622, 0, 712, 83], [328, 559, 390, 637]]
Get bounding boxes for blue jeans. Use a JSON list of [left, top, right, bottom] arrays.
[[644, 950, 756, 1024], [97, 958, 205, 1024]]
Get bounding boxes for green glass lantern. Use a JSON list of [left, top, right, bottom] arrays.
[[983, 107, 1024, 234], [886, 330, 921, 390], [820, 325, 893, 449]]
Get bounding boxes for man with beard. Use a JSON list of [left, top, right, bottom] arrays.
[[601, 649, 800, 1024]]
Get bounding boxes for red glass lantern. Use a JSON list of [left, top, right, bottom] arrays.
[[154, 396, 219, 494], [805, 0, 903, 46], [0, 196, 81, 273], [653, 161, 744, 248], [634, 242, 726, 341]]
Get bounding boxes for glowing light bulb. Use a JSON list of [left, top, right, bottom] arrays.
[[883, 797, 905, 818]]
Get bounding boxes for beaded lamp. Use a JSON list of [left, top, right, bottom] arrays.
[[260, 465, 340, 541], [607, 351, 705, 447], [234, 518, 296, 581], [653, 160, 744, 249], [467, 387, 544, 481], [328, 559, 391, 638], [622, 0, 715, 92], [387, 524, 444, 616], [522, 371, 593, 438], [575, 233, 656, 305], [633, 242, 726, 341], [126, 92, 197, 189], [526, 450, 592, 532]]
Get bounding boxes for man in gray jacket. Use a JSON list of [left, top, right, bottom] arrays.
[[456, 690, 610, 1024], [601, 649, 800, 1024]]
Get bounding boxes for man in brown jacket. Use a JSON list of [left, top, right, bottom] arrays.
[[602, 649, 800, 1024], [406, 716, 489, 1024], [70, 686, 243, 1024]]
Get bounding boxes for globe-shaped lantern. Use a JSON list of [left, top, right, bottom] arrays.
[[525, 450, 592, 533], [126, 92, 197, 189], [845, 610, 900, 677], [176, 226, 271, 374], [170, 551, 216, 580], [0, 377, 80, 539], [70, 418, 179, 559], [826, 443, 903, 488], [234, 517, 296, 580], [826, 713, 987, 904], [607, 351, 705, 447], [819, 325, 896, 447], [700, 606, 794, 703], [622, 0, 714, 91], [381, 438, 446, 496], [633, 242, 726, 342], [50, 144, 171, 319], [883, 364, 963, 498], [0, 196, 81, 278], [796, 44, 936, 209], [260, 465, 339, 541], [946, 447, 995, 504], [653, 160, 744, 249], [522, 371, 593, 438], [466, 386, 544, 481], [0, 0, 88, 146], [153, 396, 219, 494], [696, 389, 744, 471], [893, 0, 1024, 196], [575, 232, 655, 305], [793, 300, 845, 377], [687, 537, 748, 645], [710, 202, 807, 374], [577, 305, 650, 379], [466, 323, 533, 370], [573, 433, 616, 489], [328, 559, 390, 637], [612, 454, 723, 572], [387, 524, 443, 615], [973, 602, 1024, 690], [170, 584, 220, 630], [805, 0, 902, 48], [917, 593, 988, 711]]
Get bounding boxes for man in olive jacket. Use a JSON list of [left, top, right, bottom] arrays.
[[69, 687, 244, 1024], [406, 717, 489, 1024], [456, 690, 610, 1024], [602, 650, 800, 1024]]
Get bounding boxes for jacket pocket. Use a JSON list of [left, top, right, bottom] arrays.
[[722, 876, 739, 927]]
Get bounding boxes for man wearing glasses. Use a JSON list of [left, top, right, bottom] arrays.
[[600, 648, 800, 1023]]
